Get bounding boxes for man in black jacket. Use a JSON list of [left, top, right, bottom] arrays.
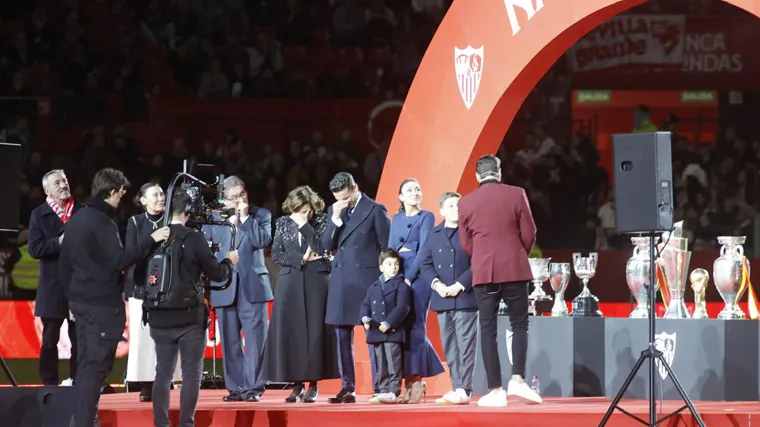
[[145, 190, 238, 427], [59, 168, 170, 427]]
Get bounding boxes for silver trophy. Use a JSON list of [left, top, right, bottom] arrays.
[[626, 237, 657, 318], [528, 258, 552, 301], [571, 252, 602, 317], [713, 236, 749, 319], [658, 222, 691, 319], [549, 262, 570, 317]]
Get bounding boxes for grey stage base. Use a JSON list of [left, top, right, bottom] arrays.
[[605, 318, 759, 402], [473, 316, 606, 397], [472, 317, 760, 401]]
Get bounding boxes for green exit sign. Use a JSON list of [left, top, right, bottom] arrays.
[[681, 91, 715, 103], [576, 90, 611, 103]]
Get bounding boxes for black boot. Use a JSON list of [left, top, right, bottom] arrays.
[[139, 382, 153, 402]]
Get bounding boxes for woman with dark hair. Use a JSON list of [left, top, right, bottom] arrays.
[[388, 178, 444, 403], [125, 182, 180, 402], [261, 185, 339, 403]]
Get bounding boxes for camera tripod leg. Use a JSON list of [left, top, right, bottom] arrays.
[[599, 349, 649, 425], [0, 353, 18, 386]]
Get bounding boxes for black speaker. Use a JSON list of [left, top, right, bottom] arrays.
[[0, 387, 76, 427], [0, 142, 22, 232], [612, 132, 674, 233]]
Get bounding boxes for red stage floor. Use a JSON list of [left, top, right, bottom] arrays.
[[97, 390, 760, 427]]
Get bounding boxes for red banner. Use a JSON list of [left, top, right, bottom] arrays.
[[569, 16, 760, 90]]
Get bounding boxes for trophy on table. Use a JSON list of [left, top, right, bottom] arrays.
[[571, 252, 602, 317], [658, 221, 692, 319], [626, 236, 656, 318], [690, 268, 709, 319], [528, 258, 552, 301], [549, 262, 570, 317], [713, 236, 749, 319]]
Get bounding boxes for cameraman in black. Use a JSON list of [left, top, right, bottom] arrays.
[[145, 191, 239, 427]]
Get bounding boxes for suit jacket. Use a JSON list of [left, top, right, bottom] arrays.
[[420, 223, 476, 312], [203, 207, 273, 307], [360, 275, 411, 343], [27, 200, 82, 318], [322, 193, 390, 325], [388, 210, 435, 281], [458, 180, 536, 285]]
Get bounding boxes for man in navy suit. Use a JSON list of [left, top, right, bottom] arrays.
[[322, 172, 390, 403], [204, 176, 273, 402], [27, 169, 81, 386], [420, 192, 477, 405]]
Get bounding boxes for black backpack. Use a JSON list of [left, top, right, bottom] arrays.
[[143, 228, 201, 310]]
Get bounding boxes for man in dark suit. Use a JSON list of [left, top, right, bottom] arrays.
[[59, 168, 170, 427], [27, 169, 81, 386], [204, 176, 272, 402], [420, 192, 477, 405], [458, 155, 542, 407], [322, 172, 390, 403]]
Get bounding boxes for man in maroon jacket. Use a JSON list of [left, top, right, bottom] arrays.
[[458, 154, 542, 407]]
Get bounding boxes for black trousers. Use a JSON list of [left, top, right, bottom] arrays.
[[39, 317, 78, 385], [473, 282, 529, 389], [334, 326, 355, 392], [70, 303, 125, 427], [151, 323, 206, 427]]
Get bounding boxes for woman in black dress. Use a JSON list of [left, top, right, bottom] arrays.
[[261, 185, 340, 403]]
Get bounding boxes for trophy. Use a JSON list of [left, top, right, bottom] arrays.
[[571, 252, 602, 317], [690, 268, 709, 319], [549, 262, 570, 317], [626, 237, 656, 318], [528, 258, 552, 301], [658, 222, 691, 319], [713, 236, 749, 319]]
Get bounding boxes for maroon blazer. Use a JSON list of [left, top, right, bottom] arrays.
[[458, 180, 536, 286]]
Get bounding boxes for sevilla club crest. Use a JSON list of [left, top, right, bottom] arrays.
[[454, 45, 484, 110], [654, 331, 677, 380]]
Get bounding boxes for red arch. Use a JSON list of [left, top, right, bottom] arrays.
[[376, 0, 760, 213]]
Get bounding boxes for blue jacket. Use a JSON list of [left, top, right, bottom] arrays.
[[360, 275, 411, 343], [203, 208, 273, 307], [420, 222, 476, 312], [388, 210, 435, 282]]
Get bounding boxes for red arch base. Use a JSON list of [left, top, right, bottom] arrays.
[[376, 0, 760, 212]]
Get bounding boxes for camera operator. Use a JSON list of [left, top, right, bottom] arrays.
[[145, 190, 239, 427], [58, 168, 170, 427]]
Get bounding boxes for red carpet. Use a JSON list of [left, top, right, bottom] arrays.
[[97, 390, 760, 427]]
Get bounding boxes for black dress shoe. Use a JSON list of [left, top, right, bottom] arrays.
[[223, 392, 243, 402], [286, 385, 305, 403], [139, 393, 152, 403], [303, 386, 319, 403], [327, 389, 356, 404]]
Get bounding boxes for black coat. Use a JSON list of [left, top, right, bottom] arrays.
[[59, 199, 154, 308], [27, 201, 82, 318], [322, 194, 391, 325], [261, 214, 340, 382], [360, 275, 411, 344], [420, 223, 476, 312], [125, 213, 162, 300]]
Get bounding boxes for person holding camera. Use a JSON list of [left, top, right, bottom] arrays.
[[145, 190, 239, 427]]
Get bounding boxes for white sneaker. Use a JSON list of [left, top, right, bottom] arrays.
[[439, 388, 471, 405], [507, 380, 543, 404], [435, 390, 458, 405], [477, 389, 507, 407], [369, 396, 381, 404], [377, 392, 399, 404], [60, 378, 74, 387], [454, 388, 471, 404]]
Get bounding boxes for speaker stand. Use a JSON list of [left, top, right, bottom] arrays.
[[201, 305, 224, 389], [0, 352, 17, 386], [599, 232, 704, 426]]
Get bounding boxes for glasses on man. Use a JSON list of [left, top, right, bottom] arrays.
[[226, 191, 247, 202]]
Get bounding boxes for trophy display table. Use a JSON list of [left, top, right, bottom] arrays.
[[472, 317, 760, 401]]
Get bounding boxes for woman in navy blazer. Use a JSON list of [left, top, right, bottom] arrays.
[[388, 178, 444, 403]]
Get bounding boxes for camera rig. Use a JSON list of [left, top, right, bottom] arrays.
[[162, 165, 235, 291]]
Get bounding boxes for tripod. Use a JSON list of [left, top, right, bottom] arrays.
[[0, 352, 18, 386], [201, 305, 224, 389], [600, 232, 705, 427]]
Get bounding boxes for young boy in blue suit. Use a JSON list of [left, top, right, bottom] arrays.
[[361, 249, 411, 404]]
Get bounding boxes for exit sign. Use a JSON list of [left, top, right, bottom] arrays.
[[681, 91, 716, 103], [576, 90, 611, 103]]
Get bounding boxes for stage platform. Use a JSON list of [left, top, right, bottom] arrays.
[[97, 390, 760, 427]]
